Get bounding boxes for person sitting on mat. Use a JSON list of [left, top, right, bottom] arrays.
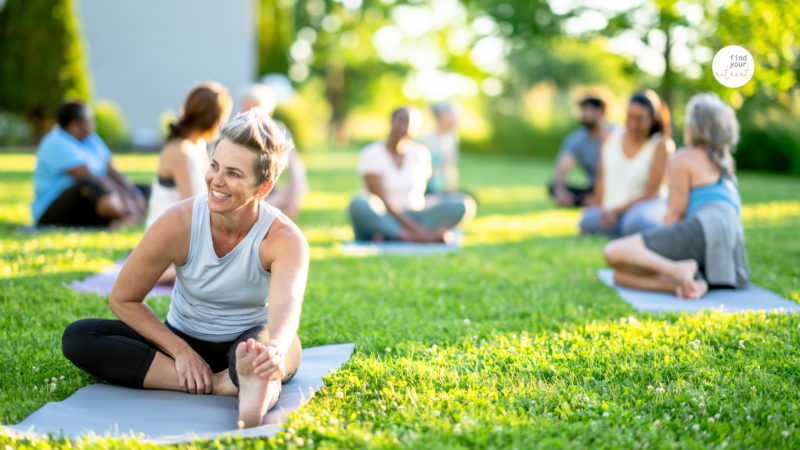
[[603, 93, 750, 299], [146, 82, 233, 229], [579, 90, 675, 238], [240, 84, 308, 219], [549, 96, 608, 208], [419, 102, 477, 209], [146, 82, 233, 285], [420, 102, 460, 195], [348, 106, 475, 243], [32, 102, 148, 228], [62, 108, 307, 429]]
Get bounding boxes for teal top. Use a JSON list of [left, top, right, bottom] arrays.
[[685, 176, 741, 218]]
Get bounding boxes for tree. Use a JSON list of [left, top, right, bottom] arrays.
[[259, 0, 295, 76], [0, 0, 91, 139]]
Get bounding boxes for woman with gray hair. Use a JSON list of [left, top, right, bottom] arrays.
[[61, 108, 308, 428], [602, 93, 750, 299]]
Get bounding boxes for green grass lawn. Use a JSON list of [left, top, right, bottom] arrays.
[[2, 150, 800, 449]]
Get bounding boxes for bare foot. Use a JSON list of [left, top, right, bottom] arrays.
[[669, 260, 698, 295], [211, 369, 238, 397], [441, 229, 455, 244], [678, 278, 709, 300], [236, 339, 281, 428]]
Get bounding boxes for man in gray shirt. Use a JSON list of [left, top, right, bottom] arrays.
[[549, 97, 606, 207]]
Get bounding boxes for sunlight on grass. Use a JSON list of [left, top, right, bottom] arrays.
[[466, 209, 581, 245], [302, 192, 352, 211], [741, 201, 800, 227], [0, 230, 142, 278]]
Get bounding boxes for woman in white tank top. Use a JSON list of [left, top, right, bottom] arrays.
[[62, 109, 307, 429], [146, 83, 233, 283], [580, 91, 674, 238]]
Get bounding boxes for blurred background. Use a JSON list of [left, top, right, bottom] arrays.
[[0, 0, 799, 176]]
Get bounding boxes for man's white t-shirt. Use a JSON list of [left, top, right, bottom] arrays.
[[357, 141, 432, 211]]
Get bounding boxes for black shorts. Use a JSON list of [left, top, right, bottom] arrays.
[[38, 179, 112, 227], [37, 180, 151, 228]]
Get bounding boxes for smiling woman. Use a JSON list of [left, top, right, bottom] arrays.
[[60, 108, 309, 429]]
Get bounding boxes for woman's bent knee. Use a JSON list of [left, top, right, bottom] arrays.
[[62, 319, 98, 364]]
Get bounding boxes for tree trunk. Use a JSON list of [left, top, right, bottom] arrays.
[[326, 63, 349, 146], [659, 16, 675, 138]]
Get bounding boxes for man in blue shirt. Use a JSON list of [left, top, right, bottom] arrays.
[[549, 97, 607, 207], [32, 102, 147, 228]]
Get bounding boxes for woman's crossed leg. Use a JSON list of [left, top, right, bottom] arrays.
[[62, 319, 301, 428]]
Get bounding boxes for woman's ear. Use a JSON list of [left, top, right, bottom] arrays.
[[256, 180, 274, 200]]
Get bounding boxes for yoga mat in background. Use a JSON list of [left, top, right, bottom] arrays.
[[66, 257, 174, 298], [597, 269, 800, 314], [3, 343, 355, 444], [338, 232, 463, 256]]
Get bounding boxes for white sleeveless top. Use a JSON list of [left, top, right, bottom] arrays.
[[601, 126, 663, 211], [166, 194, 280, 342], [145, 139, 209, 229]]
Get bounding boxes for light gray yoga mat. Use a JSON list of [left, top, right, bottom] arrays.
[[338, 232, 463, 256], [66, 257, 174, 298], [597, 269, 800, 313], [3, 343, 354, 444]]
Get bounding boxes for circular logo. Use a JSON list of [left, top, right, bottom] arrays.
[[712, 45, 755, 88]]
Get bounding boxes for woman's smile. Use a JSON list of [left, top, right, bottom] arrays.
[[211, 189, 232, 200]]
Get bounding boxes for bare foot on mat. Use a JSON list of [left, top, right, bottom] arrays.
[[211, 369, 238, 397], [677, 278, 709, 300], [236, 339, 281, 428], [670, 260, 698, 295]]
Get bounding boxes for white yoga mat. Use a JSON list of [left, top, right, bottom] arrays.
[[66, 257, 174, 298], [597, 269, 800, 313], [3, 343, 355, 444]]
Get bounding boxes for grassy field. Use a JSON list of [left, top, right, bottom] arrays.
[[2, 150, 800, 449]]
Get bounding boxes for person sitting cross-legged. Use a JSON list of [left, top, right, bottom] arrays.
[[348, 106, 475, 243], [32, 102, 148, 229], [603, 93, 750, 299], [579, 91, 675, 238], [549, 96, 608, 208], [61, 108, 308, 428]]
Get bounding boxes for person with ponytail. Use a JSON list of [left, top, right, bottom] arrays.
[[146, 82, 233, 283], [603, 93, 750, 299], [580, 90, 674, 238]]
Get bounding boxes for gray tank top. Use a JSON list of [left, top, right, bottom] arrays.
[[166, 194, 280, 342]]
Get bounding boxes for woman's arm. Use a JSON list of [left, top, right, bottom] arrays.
[[592, 130, 610, 207], [663, 150, 692, 225], [251, 219, 310, 380], [109, 201, 213, 394]]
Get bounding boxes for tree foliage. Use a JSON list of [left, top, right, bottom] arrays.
[[0, 0, 91, 139]]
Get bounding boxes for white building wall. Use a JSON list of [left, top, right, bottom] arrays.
[[77, 0, 257, 146]]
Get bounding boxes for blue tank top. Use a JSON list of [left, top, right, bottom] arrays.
[[685, 177, 741, 218], [167, 194, 280, 342]]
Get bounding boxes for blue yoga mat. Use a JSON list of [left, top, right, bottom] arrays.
[[597, 269, 800, 313]]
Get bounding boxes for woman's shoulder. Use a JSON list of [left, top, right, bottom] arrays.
[[654, 134, 675, 153], [260, 213, 309, 259], [670, 147, 706, 169], [162, 138, 197, 157]]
